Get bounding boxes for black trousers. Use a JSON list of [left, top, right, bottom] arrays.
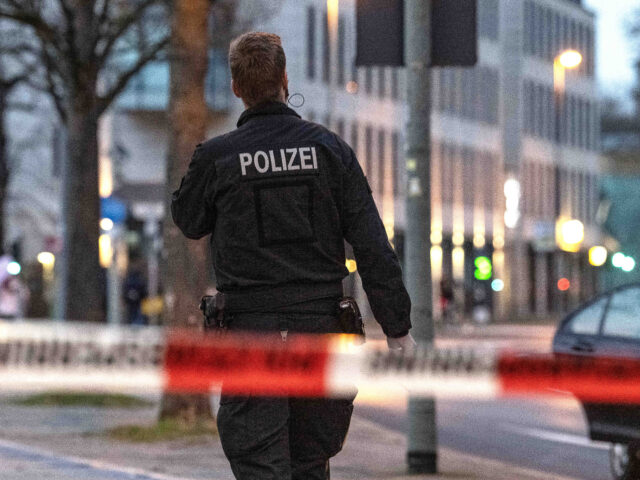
[[216, 309, 355, 480]]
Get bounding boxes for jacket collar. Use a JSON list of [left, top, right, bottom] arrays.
[[236, 100, 301, 127]]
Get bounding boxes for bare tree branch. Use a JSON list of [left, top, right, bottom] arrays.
[[0, 5, 66, 56], [96, 34, 168, 115], [95, 0, 160, 66], [1, 60, 39, 88]]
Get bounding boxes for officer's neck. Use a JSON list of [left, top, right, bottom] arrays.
[[242, 90, 287, 110]]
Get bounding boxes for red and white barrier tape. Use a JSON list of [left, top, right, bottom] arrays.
[[1, 321, 639, 403]]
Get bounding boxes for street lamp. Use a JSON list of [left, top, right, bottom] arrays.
[[553, 49, 582, 218], [553, 49, 582, 95]]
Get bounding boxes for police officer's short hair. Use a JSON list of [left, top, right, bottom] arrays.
[[229, 32, 286, 107]]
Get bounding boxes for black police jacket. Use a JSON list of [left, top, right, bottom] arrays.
[[171, 101, 411, 337]]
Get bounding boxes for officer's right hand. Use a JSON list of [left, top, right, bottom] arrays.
[[386, 332, 417, 354]]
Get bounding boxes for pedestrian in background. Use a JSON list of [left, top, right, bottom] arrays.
[[171, 31, 415, 480], [0, 276, 29, 320]]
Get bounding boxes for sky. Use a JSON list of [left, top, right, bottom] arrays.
[[582, 0, 638, 110]]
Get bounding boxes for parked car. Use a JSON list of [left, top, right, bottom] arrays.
[[553, 283, 640, 480]]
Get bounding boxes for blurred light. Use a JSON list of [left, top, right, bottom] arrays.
[[430, 230, 442, 245], [327, 0, 339, 38], [346, 81, 359, 94], [473, 233, 485, 249], [99, 234, 113, 268], [99, 157, 113, 198], [588, 246, 607, 267], [504, 210, 520, 229], [556, 218, 584, 252], [612, 252, 626, 268], [452, 246, 465, 280], [431, 245, 443, 265], [452, 231, 464, 246], [474, 256, 492, 281], [491, 279, 504, 292], [345, 259, 357, 273], [37, 252, 55, 267], [557, 278, 570, 291], [6, 261, 21, 276], [100, 218, 114, 231], [561, 219, 584, 244], [493, 235, 505, 249], [558, 50, 582, 69], [504, 178, 521, 229], [622, 257, 636, 273], [504, 178, 521, 198]]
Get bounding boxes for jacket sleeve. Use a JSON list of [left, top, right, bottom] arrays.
[[171, 144, 217, 239], [339, 139, 412, 338]]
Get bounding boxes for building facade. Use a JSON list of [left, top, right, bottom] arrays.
[[106, 0, 602, 321]]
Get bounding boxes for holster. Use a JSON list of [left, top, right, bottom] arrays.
[[338, 297, 365, 342], [199, 292, 226, 331]]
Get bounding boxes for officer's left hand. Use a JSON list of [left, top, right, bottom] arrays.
[[386, 332, 417, 354]]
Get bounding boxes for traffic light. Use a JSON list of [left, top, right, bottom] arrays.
[[474, 256, 492, 281]]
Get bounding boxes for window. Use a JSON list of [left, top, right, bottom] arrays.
[[350, 121, 359, 157], [364, 67, 372, 95], [306, 6, 316, 80], [378, 67, 386, 98], [461, 69, 471, 118], [438, 69, 448, 112], [378, 129, 386, 195], [603, 288, 640, 339], [488, 69, 499, 123], [586, 28, 594, 76], [441, 144, 452, 203], [523, 80, 531, 133], [565, 296, 607, 335], [562, 16, 569, 51], [553, 12, 561, 58], [523, 1, 530, 54], [540, 7, 549, 60], [392, 131, 399, 196], [337, 16, 345, 87], [322, 13, 329, 83], [545, 87, 553, 140], [572, 20, 579, 50], [478, 0, 499, 41], [535, 84, 544, 137], [391, 68, 399, 100], [483, 153, 494, 209], [585, 101, 592, 149], [462, 148, 474, 206], [337, 119, 345, 140], [365, 126, 373, 179], [545, 8, 553, 60]]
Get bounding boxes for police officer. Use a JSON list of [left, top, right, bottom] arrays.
[[171, 31, 415, 480]]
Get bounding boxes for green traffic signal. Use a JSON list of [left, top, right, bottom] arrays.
[[474, 256, 492, 281]]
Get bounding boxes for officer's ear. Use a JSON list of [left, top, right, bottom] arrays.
[[231, 79, 242, 99]]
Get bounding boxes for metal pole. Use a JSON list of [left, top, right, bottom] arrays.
[[404, 0, 437, 473]]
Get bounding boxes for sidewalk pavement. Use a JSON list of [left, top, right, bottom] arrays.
[[0, 395, 578, 480]]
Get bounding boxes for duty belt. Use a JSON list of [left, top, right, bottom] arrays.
[[222, 282, 344, 313]]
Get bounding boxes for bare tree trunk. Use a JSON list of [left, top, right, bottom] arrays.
[[0, 87, 8, 254], [159, 0, 213, 421], [59, 93, 103, 322], [56, 2, 105, 322]]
